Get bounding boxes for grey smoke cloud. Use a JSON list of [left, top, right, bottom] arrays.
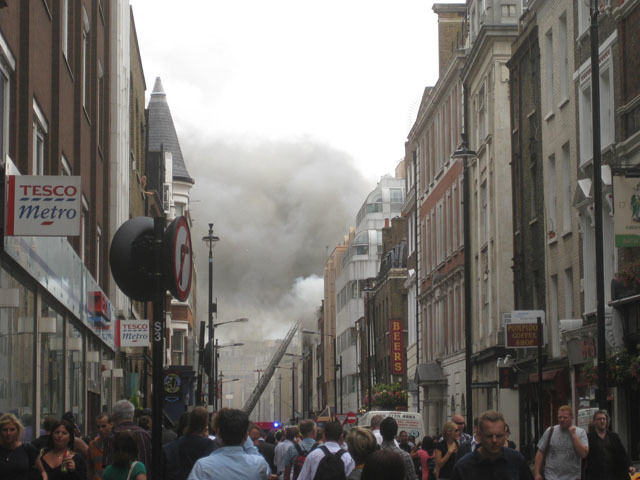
[[182, 134, 370, 341]]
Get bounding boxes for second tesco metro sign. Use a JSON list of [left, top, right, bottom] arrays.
[[5, 175, 82, 236]]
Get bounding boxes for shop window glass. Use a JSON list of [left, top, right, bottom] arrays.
[[66, 321, 85, 435], [0, 268, 35, 440], [102, 349, 114, 414], [40, 301, 64, 422]]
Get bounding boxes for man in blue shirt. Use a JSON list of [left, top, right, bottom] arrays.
[[284, 420, 318, 479], [451, 410, 532, 480], [188, 408, 271, 480]]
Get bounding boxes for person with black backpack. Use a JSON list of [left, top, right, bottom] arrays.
[[296, 421, 355, 480], [284, 420, 318, 480]]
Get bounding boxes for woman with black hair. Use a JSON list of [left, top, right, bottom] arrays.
[[102, 431, 147, 480], [36, 420, 87, 480], [411, 436, 436, 480]]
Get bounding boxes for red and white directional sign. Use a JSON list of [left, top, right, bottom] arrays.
[[346, 412, 357, 424], [5, 175, 82, 236], [335, 414, 347, 425], [164, 216, 193, 301]]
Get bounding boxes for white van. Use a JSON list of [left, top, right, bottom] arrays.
[[358, 410, 425, 440]]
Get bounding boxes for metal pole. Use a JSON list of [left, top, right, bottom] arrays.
[[367, 294, 372, 411], [340, 355, 343, 414], [151, 216, 165, 480], [279, 374, 282, 424], [537, 315, 544, 438], [333, 336, 338, 418], [590, 4, 607, 411], [214, 339, 219, 411], [414, 153, 420, 414], [292, 362, 295, 423], [206, 224, 216, 411], [463, 150, 473, 434], [195, 321, 206, 405]]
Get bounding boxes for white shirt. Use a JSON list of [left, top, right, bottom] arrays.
[[275, 439, 294, 479], [296, 441, 355, 480]]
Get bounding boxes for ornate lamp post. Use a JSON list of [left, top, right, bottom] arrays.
[[202, 224, 219, 409]]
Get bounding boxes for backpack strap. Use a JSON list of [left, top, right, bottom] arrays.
[[125, 461, 138, 480], [294, 443, 304, 456], [319, 445, 331, 457], [335, 449, 346, 459]]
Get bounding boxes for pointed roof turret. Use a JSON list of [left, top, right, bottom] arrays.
[[147, 77, 194, 184]]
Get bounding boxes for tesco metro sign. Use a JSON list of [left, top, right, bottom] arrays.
[[5, 175, 82, 236]]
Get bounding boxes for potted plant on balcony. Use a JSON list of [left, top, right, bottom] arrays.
[[363, 383, 408, 411], [612, 262, 640, 300], [580, 347, 640, 389]]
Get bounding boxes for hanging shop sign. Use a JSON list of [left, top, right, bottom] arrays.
[[5, 175, 82, 236], [613, 175, 640, 247], [390, 319, 405, 374], [117, 319, 150, 348], [504, 310, 545, 348]]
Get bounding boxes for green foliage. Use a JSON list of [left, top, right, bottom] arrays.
[[130, 391, 141, 409], [363, 383, 408, 410]]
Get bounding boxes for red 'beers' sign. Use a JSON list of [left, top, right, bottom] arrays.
[[390, 319, 405, 374]]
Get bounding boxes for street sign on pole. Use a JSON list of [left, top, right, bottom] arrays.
[[335, 414, 347, 425], [346, 412, 357, 424]]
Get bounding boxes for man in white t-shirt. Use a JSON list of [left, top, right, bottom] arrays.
[[534, 405, 588, 480]]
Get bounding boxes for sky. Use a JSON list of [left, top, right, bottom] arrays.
[[130, 0, 449, 341]]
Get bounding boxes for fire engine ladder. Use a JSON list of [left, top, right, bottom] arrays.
[[242, 319, 301, 416]]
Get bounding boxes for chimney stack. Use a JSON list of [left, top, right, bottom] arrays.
[[432, 3, 467, 76]]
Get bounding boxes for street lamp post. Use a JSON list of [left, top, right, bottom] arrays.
[[202, 224, 219, 410], [452, 132, 476, 435], [588, 0, 608, 411]]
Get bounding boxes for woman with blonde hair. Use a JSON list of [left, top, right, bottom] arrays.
[[0, 413, 40, 479], [434, 421, 459, 480]]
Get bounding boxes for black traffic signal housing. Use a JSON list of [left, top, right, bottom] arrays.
[[499, 367, 517, 389]]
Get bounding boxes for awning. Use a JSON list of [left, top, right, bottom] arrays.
[[528, 368, 564, 383], [415, 362, 447, 385]]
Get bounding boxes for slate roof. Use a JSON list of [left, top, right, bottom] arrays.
[[147, 77, 194, 184]]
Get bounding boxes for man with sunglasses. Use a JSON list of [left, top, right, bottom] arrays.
[[451, 414, 472, 443]]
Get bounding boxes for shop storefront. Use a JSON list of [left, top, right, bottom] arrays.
[[1, 234, 116, 440]]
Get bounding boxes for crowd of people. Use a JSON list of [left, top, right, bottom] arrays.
[[0, 401, 637, 480]]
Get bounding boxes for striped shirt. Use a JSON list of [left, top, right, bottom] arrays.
[[88, 437, 106, 479]]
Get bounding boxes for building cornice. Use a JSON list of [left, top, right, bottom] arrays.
[[461, 25, 520, 83]]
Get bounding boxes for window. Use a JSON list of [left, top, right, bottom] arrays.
[[502, 4, 517, 17], [579, 84, 593, 164], [33, 101, 48, 175], [545, 29, 554, 115], [390, 188, 404, 210], [578, 47, 615, 165], [61, 154, 71, 176], [480, 181, 488, 243], [564, 268, 574, 318], [40, 304, 64, 422], [0, 276, 35, 438], [66, 322, 85, 435], [61, 0, 71, 62], [408, 211, 415, 255], [81, 196, 89, 264], [550, 275, 559, 356], [0, 62, 10, 163], [558, 14, 568, 102], [172, 330, 185, 365], [578, 0, 590, 37], [547, 155, 557, 234], [96, 225, 101, 283], [97, 62, 104, 149], [561, 143, 571, 233], [81, 7, 90, 110], [478, 85, 487, 142]]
